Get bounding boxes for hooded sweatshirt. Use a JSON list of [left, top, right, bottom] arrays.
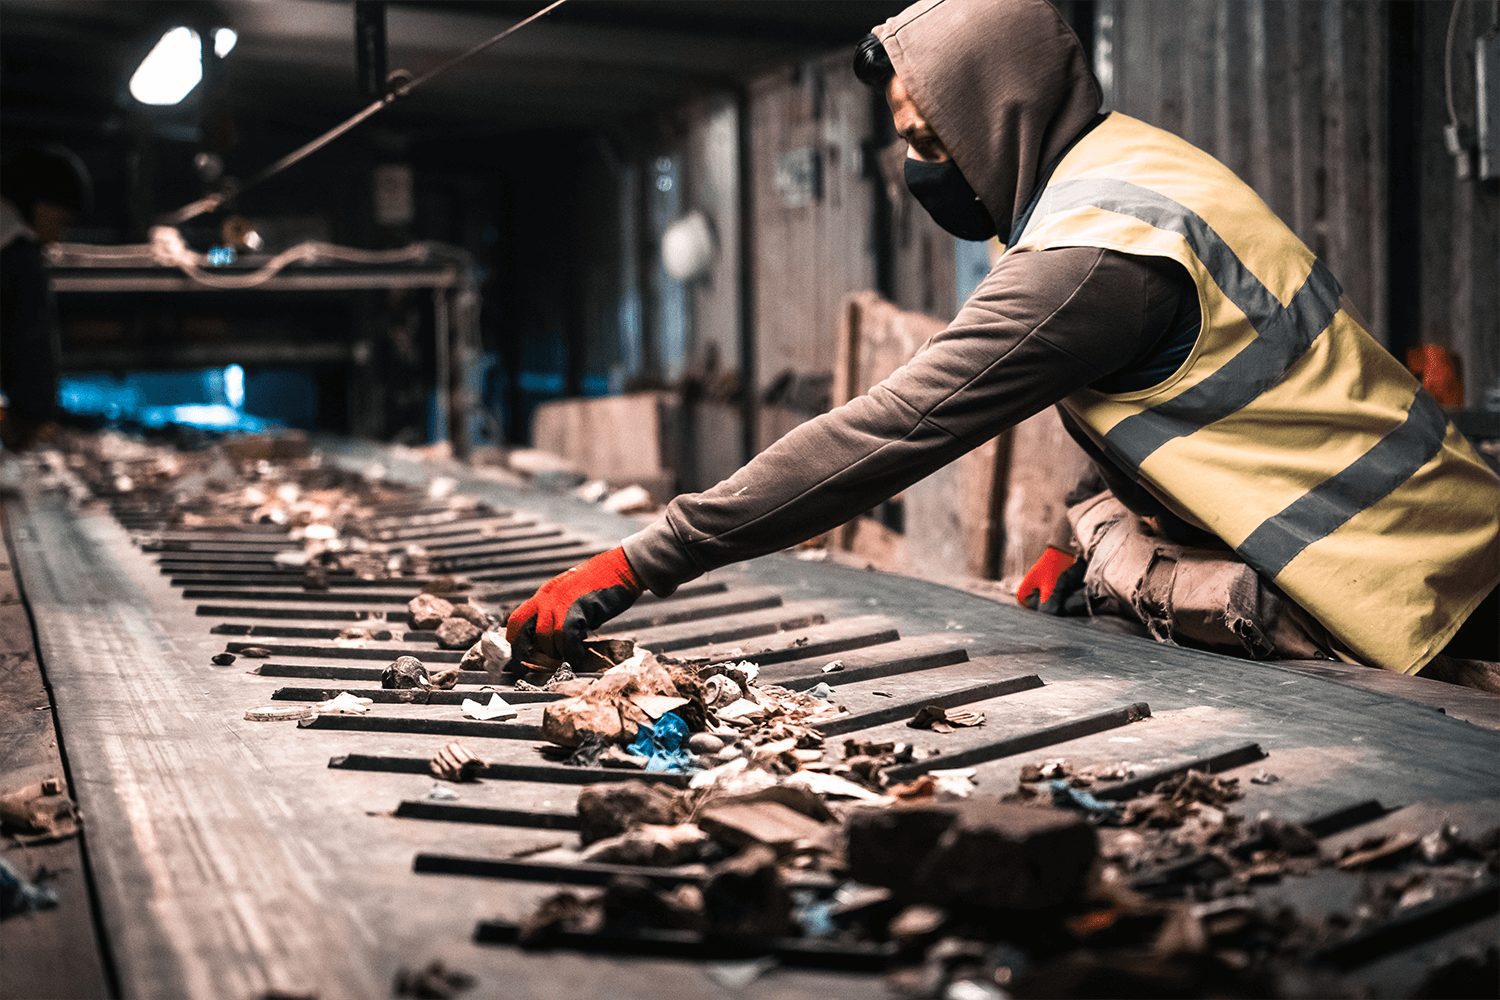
[[623, 0, 1196, 593]]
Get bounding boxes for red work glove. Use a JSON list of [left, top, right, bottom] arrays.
[[505, 547, 643, 666], [1016, 545, 1084, 615]]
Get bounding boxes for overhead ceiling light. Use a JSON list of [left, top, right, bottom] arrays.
[[214, 28, 237, 58], [129, 26, 202, 106]]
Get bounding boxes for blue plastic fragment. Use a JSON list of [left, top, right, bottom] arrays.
[[1047, 779, 1121, 822], [0, 858, 58, 920], [625, 711, 697, 773], [791, 889, 838, 938]]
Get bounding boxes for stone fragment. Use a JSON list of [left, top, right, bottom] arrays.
[[845, 800, 1096, 911], [237, 646, 272, 659], [408, 593, 455, 630], [602, 876, 705, 932], [575, 782, 686, 845], [435, 617, 482, 650], [578, 823, 711, 866], [427, 665, 460, 690], [542, 697, 629, 748], [516, 890, 602, 944], [447, 602, 489, 627], [210, 652, 236, 666], [382, 655, 432, 690], [702, 845, 792, 939], [687, 733, 726, 755]]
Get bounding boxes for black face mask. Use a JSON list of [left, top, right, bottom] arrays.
[[903, 157, 998, 242]]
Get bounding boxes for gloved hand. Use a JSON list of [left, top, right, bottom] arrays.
[[505, 547, 643, 666], [1016, 545, 1087, 615]]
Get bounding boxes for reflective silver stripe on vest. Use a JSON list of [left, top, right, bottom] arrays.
[[1027, 178, 1451, 580], [1027, 179, 1343, 467], [1235, 389, 1449, 577]]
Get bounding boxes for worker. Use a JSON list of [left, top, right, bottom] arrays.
[[1, 144, 91, 450], [508, 0, 1500, 677]]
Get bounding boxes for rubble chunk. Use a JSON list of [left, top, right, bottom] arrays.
[[578, 823, 711, 866], [382, 655, 432, 690], [845, 800, 1096, 911], [408, 593, 455, 630], [601, 876, 705, 932], [517, 890, 602, 944], [447, 602, 489, 627], [435, 617, 482, 650], [575, 782, 686, 845], [427, 666, 460, 690], [702, 845, 793, 939], [687, 733, 726, 756]]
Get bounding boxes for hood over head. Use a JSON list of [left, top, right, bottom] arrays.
[[873, 0, 1102, 240]]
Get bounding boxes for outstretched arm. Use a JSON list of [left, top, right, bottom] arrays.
[[624, 245, 1164, 595]]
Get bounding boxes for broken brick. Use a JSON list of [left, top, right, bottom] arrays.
[[845, 799, 1096, 911], [696, 800, 831, 856]]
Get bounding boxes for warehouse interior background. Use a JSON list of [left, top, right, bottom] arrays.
[[4, 1, 1496, 495], [5, 3, 1500, 998]]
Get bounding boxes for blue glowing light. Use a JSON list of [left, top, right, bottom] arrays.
[[59, 369, 273, 433], [223, 364, 245, 409], [207, 245, 236, 266]]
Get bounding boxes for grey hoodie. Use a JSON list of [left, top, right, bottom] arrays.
[[623, 0, 1186, 595], [874, 0, 1102, 238]]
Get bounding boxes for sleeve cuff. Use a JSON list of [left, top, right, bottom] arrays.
[[622, 518, 703, 597]]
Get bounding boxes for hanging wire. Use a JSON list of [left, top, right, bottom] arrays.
[[49, 232, 438, 290], [1444, 0, 1466, 129], [160, 0, 570, 224]]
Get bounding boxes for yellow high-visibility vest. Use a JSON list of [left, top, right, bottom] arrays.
[[1009, 113, 1500, 673]]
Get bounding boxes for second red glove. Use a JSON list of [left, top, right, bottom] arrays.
[[1016, 545, 1078, 612], [505, 547, 643, 666]]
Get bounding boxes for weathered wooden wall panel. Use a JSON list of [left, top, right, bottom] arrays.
[[679, 96, 748, 490], [747, 54, 878, 447], [1416, 0, 1500, 404], [1094, 0, 1390, 338]]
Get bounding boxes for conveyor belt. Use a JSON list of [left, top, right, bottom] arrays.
[[7, 439, 1500, 999]]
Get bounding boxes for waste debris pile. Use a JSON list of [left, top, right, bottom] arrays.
[[496, 742, 1499, 998], [56, 430, 479, 584], [34, 428, 1499, 998]]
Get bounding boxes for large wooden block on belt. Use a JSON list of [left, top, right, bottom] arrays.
[[844, 800, 1096, 911], [531, 391, 678, 498]]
